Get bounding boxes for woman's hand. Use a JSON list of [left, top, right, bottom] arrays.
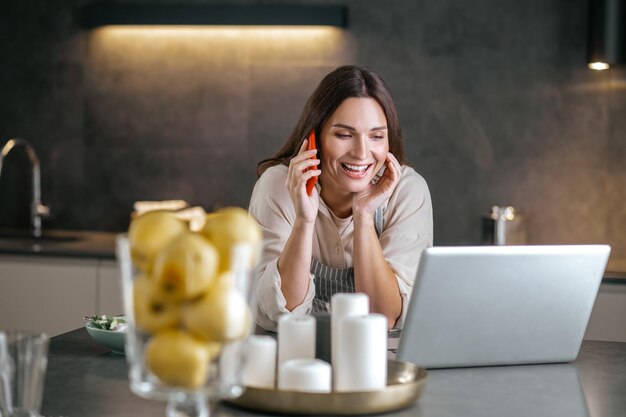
[[352, 152, 402, 220], [286, 139, 321, 224]]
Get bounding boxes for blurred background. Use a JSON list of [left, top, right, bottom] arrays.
[[0, 0, 624, 261]]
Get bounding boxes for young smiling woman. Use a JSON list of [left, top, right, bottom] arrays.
[[250, 65, 433, 331]]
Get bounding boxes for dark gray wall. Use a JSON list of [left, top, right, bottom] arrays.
[[1, 0, 625, 265]]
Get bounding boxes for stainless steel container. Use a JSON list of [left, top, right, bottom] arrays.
[[482, 206, 527, 245]]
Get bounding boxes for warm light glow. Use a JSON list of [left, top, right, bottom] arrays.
[[93, 25, 342, 40], [87, 26, 349, 68], [588, 62, 610, 70]]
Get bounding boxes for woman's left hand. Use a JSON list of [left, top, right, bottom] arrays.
[[352, 153, 402, 220]]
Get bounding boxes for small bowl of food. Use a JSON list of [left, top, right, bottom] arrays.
[[85, 315, 127, 355]]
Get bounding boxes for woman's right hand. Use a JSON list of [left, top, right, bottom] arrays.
[[286, 139, 320, 224]]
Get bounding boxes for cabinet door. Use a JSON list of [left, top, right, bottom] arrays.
[[97, 260, 124, 316], [584, 282, 626, 342], [0, 256, 97, 337]]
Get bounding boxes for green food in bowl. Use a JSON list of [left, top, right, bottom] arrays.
[[86, 322, 126, 355], [87, 314, 127, 331]]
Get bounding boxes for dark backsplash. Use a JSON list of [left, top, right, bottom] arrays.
[[1, 0, 625, 260]]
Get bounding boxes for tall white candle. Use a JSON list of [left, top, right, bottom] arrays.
[[242, 335, 277, 388], [331, 293, 369, 372], [335, 313, 388, 392], [278, 315, 316, 367], [278, 359, 332, 393]]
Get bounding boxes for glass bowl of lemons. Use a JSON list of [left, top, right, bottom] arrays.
[[116, 207, 261, 417]]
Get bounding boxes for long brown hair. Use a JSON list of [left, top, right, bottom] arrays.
[[257, 65, 407, 176]]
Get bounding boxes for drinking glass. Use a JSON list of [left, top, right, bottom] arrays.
[[116, 235, 256, 417], [0, 331, 49, 417]]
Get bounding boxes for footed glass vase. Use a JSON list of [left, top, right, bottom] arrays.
[[116, 234, 256, 417]]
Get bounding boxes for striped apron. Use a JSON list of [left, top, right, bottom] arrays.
[[310, 206, 384, 313]]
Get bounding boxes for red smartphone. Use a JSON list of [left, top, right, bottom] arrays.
[[305, 130, 317, 196]]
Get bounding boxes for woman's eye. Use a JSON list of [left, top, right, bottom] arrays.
[[372, 135, 385, 141], [335, 133, 351, 139]]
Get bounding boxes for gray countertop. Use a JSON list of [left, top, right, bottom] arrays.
[[41, 328, 626, 417], [0, 230, 118, 260]]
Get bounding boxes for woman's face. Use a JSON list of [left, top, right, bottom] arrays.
[[319, 97, 389, 196]]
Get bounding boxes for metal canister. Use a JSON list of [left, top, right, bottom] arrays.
[[481, 206, 527, 245]]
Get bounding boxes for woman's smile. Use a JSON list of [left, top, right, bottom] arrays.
[[340, 162, 373, 178]]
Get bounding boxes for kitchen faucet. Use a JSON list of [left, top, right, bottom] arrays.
[[0, 138, 50, 237]]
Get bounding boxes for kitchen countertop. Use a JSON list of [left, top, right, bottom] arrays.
[[0, 229, 118, 260], [41, 328, 626, 417], [605, 258, 626, 282]]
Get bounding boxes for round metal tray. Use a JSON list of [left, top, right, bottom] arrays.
[[226, 360, 428, 415]]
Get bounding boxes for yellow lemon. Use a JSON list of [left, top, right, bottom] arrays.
[[201, 207, 262, 271], [145, 329, 211, 390], [128, 211, 186, 272], [183, 273, 252, 343], [133, 275, 180, 334], [152, 232, 219, 302]]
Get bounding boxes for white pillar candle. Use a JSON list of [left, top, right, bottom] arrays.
[[335, 313, 388, 392], [278, 315, 316, 367], [242, 335, 277, 389], [331, 293, 369, 371], [278, 359, 332, 393]]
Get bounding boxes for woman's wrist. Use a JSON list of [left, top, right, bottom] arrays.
[[294, 216, 317, 230], [353, 211, 374, 228]]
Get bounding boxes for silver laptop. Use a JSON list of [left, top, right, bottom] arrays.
[[397, 245, 611, 368]]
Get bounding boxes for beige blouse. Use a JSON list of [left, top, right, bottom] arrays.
[[248, 164, 433, 331]]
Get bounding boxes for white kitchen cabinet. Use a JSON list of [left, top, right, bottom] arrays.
[[584, 282, 626, 342], [0, 256, 98, 337], [0, 256, 123, 337], [97, 259, 123, 316]]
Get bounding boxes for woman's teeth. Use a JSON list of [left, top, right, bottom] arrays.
[[341, 163, 371, 177]]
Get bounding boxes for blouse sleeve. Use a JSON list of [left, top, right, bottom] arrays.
[[380, 167, 433, 329], [248, 166, 316, 331]]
